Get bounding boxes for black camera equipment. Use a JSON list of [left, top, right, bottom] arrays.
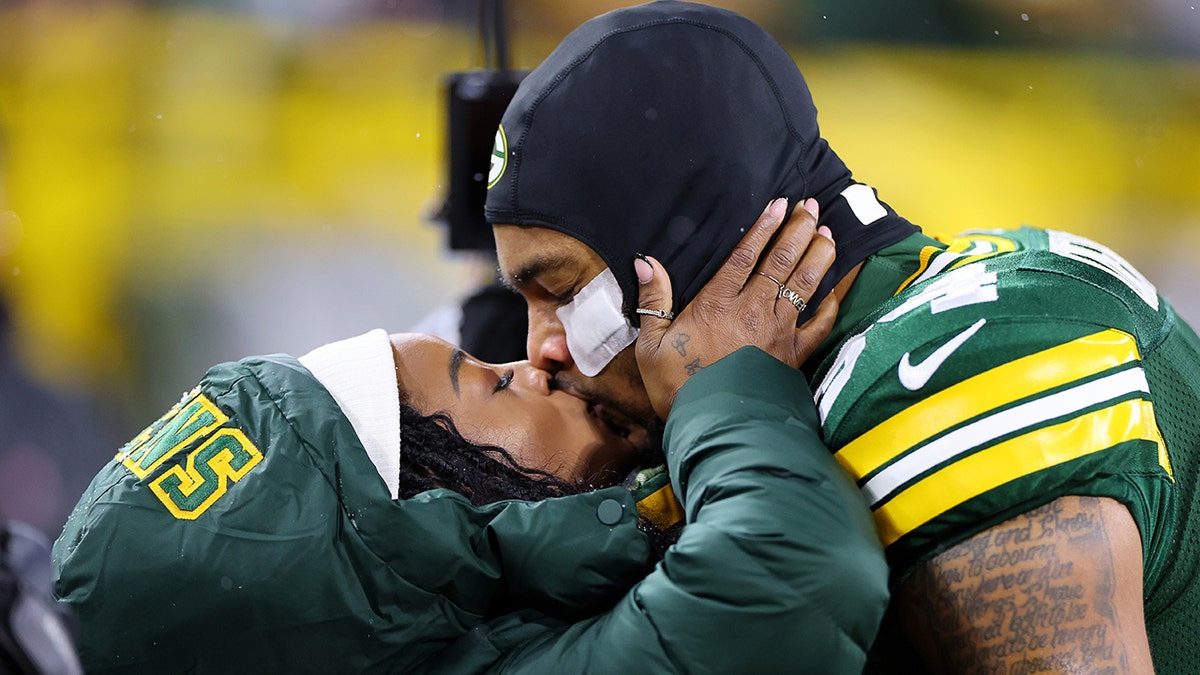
[[434, 0, 528, 251]]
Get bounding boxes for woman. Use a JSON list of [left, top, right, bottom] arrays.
[[52, 202, 888, 673]]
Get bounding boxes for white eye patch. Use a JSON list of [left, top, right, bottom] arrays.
[[555, 267, 639, 377]]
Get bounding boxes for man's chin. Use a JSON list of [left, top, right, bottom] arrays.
[[555, 375, 664, 464], [630, 421, 665, 468]]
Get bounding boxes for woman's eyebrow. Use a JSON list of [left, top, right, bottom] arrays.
[[448, 348, 465, 397]]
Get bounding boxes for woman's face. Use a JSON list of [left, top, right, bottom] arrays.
[[390, 333, 646, 488]]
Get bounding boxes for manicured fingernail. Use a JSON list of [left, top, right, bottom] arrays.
[[802, 198, 819, 219], [769, 197, 788, 219], [818, 225, 833, 240], [634, 256, 653, 284]]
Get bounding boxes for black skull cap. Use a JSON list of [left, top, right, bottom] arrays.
[[485, 0, 917, 321]]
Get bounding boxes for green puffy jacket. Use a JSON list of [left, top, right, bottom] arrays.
[[54, 346, 887, 673]]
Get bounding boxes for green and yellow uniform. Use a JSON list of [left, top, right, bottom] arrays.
[[811, 227, 1200, 671]]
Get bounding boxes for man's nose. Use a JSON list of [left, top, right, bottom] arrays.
[[527, 314, 574, 374], [514, 362, 553, 396]]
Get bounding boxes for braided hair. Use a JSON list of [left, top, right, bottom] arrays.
[[394, 402, 679, 554], [394, 403, 578, 505]]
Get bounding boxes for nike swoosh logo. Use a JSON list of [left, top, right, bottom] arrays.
[[898, 318, 987, 391]]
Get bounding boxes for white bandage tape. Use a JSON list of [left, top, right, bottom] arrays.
[[556, 267, 639, 377]]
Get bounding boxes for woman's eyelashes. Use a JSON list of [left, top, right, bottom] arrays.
[[493, 369, 515, 393]]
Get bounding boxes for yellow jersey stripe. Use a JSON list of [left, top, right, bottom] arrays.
[[834, 328, 1140, 482], [636, 483, 685, 531], [898, 245, 942, 293], [875, 396, 1166, 545], [896, 235, 1017, 293], [862, 366, 1151, 504]]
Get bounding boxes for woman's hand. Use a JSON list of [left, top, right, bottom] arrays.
[[634, 198, 838, 419]]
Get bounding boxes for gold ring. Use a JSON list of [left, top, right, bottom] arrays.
[[754, 271, 785, 288], [755, 272, 806, 312], [779, 286, 807, 312]]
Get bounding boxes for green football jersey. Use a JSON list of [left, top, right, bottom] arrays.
[[811, 227, 1200, 670]]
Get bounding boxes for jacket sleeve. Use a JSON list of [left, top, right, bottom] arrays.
[[488, 346, 890, 674]]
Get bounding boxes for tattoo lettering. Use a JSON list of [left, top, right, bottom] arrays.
[[684, 359, 704, 376], [900, 497, 1133, 674], [671, 333, 690, 357]]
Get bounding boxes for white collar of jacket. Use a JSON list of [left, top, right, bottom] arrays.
[[299, 329, 402, 498]]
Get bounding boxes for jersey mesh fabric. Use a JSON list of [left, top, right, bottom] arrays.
[[1142, 320, 1200, 672]]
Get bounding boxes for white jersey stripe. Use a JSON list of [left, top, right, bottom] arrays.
[[863, 366, 1151, 506]]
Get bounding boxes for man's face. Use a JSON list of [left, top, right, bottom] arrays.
[[493, 224, 661, 453]]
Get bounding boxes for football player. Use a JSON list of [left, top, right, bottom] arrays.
[[486, 2, 1199, 672]]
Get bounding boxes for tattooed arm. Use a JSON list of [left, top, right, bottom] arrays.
[[896, 496, 1153, 674]]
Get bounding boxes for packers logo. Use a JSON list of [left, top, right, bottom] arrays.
[[487, 125, 508, 189]]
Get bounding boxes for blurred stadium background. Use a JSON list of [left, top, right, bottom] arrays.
[[1, 0, 1197, 539]]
